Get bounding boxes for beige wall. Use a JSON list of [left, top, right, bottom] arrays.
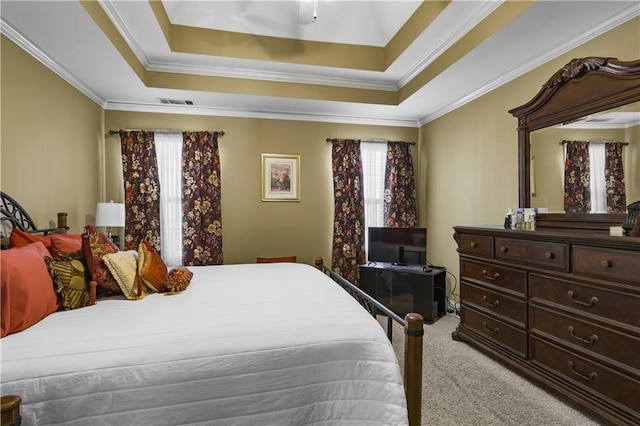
[[419, 16, 640, 302], [104, 113, 417, 265], [2, 15, 639, 295], [1, 36, 104, 234]]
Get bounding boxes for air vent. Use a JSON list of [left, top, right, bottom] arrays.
[[159, 99, 194, 105], [585, 118, 611, 123]]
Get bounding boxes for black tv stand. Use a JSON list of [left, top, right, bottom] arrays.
[[359, 262, 446, 323]]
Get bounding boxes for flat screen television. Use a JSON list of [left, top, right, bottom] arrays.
[[367, 227, 427, 266]]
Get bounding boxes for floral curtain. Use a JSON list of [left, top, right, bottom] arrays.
[[605, 142, 627, 213], [563, 141, 591, 213], [181, 131, 223, 266], [119, 131, 161, 251], [330, 139, 366, 285], [384, 142, 418, 227]]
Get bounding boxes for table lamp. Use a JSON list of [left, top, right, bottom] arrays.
[[95, 201, 125, 247]]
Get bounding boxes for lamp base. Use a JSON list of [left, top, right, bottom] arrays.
[[110, 235, 121, 249]]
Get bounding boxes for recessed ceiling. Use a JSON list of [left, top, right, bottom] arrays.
[[1, 0, 639, 127]]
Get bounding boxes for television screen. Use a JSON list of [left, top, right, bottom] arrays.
[[367, 227, 427, 266]]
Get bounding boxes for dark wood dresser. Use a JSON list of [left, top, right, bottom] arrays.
[[453, 225, 640, 426]]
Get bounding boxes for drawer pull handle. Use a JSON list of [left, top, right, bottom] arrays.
[[499, 246, 507, 253], [470, 242, 477, 248], [482, 296, 500, 308], [544, 252, 555, 259], [567, 291, 598, 307], [567, 361, 597, 381], [482, 321, 499, 334], [481, 269, 500, 281], [568, 326, 598, 344], [600, 260, 612, 268]]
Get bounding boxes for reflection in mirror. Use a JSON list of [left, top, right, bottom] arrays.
[[530, 101, 640, 213]]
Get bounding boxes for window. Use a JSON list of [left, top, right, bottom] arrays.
[[154, 132, 183, 267], [361, 140, 387, 248], [588, 143, 607, 213]]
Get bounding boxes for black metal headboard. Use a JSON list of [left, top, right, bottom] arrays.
[[0, 191, 68, 238]]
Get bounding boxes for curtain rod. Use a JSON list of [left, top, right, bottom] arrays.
[[108, 129, 225, 137], [325, 138, 415, 146], [559, 140, 628, 145]]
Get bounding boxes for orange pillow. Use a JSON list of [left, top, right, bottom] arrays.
[[9, 228, 52, 251], [137, 239, 168, 293], [1, 242, 59, 337], [50, 234, 83, 258]]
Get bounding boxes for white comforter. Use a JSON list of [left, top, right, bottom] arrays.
[[0, 263, 407, 425]]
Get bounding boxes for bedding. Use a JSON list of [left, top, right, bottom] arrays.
[[0, 263, 408, 425]]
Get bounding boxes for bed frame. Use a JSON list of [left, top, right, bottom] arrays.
[[0, 198, 424, 426], [0, 191, 68, 247], [315, 257, 424, 426]]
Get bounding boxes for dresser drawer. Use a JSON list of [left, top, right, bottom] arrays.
[[495, 238, 569, 272], [461, 281, 526, 327], [530, 273, 640, 328], [461, 307, 527, 359], [458, 234, 493, 258], [531, 337, 640, 415], [460, 259, 527, 296], [530, 305, 640, 374], [573, 245, 640, 286]]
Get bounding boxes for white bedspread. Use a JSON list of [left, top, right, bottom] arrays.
[[0, 263, 407, 425]]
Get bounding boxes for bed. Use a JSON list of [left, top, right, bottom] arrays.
[[0, 198, 424, 426]]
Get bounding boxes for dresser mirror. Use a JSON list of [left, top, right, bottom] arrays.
[[509, 57, 640, 231]]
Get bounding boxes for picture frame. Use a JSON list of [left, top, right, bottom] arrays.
[[261, 153, 300, 202]]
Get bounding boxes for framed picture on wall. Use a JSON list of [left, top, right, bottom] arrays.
[[261, 153, 300, 202]]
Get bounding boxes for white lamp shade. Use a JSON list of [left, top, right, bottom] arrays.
[[95, 202, 125, 227]]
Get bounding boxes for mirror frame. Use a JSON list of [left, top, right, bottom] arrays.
[[509, 57, 640, 226]]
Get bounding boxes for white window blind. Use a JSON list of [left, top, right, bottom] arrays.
[[589, 142, 606, 213], [154, 132, 183, 267], [361, 140, 387, 249]]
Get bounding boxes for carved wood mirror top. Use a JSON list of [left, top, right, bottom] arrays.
[[509, 57, 640, 224]]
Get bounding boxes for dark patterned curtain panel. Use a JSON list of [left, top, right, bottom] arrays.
[[604, 142, 627, 213], [330, 139, 366, 285], [563, 141, 591, 213], [119, 131, 161, 251], [384, 142, 418, 227], [181, 131, 223, 266]]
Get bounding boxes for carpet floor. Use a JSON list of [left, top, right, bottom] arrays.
[[380, 314, 604, 426]]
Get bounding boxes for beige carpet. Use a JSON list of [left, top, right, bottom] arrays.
[[380, 314, 604, 426]]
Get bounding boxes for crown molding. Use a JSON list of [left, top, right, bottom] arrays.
[[104, 101, 419, 128], [146, 61, 398, 91], [0, 19, 106, 108], [98, 0, 150, 68], [417, 3, 640, 126]]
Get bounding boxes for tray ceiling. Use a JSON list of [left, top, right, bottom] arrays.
[[1, 0, 638, 127]]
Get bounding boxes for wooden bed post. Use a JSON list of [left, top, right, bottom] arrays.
[[1, 395, 21, 426], [404, 313, 424, 426]]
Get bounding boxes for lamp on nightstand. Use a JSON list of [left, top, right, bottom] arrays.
[[96, 201, 125, 247]]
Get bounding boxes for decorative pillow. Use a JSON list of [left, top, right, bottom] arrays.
[[137, 239, 168, 292], [164, 267, 194, 293], [103, 250, 149, 300], [82, 225, 121, 295], [45, 254, 92, 310], [1, 242, 59, 337], [9, 228, 52, 251], [50, 234, 83, 258]]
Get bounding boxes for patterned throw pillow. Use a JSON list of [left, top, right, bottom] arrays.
[[82, 225, 121, 295], [164, 267, 193, 293], [137, 239, 168, 292], [45, 255, 91, 310], [103, 250, 149, 300]]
